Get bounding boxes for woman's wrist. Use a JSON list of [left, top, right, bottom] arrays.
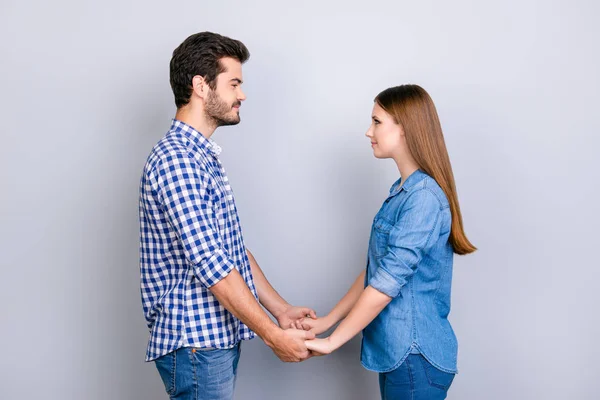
[[323, 313, 338, 331], [325, 334, 342, 352]]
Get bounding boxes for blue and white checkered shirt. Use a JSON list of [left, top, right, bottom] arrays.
[[139, 119, 258, 361]]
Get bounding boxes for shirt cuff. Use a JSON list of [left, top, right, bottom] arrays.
[[194, 248, 236, 287], [369, 266, 404, 298]]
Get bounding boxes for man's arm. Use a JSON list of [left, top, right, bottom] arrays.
[[246, 249, 288, 317], [209, 268, 314, 362], [153, 152, 313, 362], [246, 249, 317, 328]]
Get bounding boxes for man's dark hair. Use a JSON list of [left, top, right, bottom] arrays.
[[170, 32, 250, 108]]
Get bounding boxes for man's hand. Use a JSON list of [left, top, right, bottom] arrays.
[[268, 328, 316, 362], [305, 337, 334, 356], [275, 305, 317, 329], [295, 315, 335, 335]]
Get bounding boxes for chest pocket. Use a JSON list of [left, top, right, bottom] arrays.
[[373, 217, 394, 259]]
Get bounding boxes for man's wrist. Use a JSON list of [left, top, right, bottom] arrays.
[[271, 301, 291, 319], [262, 325, 284, 349]]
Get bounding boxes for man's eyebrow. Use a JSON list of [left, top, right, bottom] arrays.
[[230, 78, 243, 84]]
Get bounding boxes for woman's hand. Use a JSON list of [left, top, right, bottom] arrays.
[[295, 315, 335, 335], [305, 337, 335, 356]]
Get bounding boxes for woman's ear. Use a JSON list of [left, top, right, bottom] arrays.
[[398, 122, 406, 138]]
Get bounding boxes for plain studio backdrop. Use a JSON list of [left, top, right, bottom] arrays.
[[1, 1, 598, 399]]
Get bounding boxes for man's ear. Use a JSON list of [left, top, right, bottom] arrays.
[[191, 75, 207, 100]]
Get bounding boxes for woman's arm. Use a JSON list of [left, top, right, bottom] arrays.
[[299, 270, 367, 335], [305, 190, 445, 354], [305, 285, 392, 354]]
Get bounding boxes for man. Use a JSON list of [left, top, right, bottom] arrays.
[[139, 32, 315, 399]]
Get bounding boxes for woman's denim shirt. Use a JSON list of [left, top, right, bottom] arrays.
[[361, 169, 458, 374]]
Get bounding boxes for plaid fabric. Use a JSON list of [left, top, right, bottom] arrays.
[[139, 119, 257, 361]]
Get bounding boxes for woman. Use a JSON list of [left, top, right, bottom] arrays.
[[302, 84, 476, 399]]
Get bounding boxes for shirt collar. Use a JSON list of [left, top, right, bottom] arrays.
[[389, 169, 427, 197], [170, 119, 222, 157]]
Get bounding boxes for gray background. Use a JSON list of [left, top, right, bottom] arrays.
[[1, 0, 598, 399]]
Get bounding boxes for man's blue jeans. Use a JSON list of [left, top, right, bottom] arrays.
[[155, 344, 241, 400]]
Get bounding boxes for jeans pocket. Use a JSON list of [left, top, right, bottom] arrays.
[[155, 351, 177, 396], [418, 355, 455, 391], [193, 347, 238, 377]]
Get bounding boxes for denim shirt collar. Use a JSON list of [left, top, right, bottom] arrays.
[[388, 169, 427, 198]]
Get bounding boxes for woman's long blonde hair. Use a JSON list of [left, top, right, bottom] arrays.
[[376, 85, 476, 255]]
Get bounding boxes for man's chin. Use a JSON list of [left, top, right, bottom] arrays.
[[217, 116, 240, 127], [229, 111, 241, 124]]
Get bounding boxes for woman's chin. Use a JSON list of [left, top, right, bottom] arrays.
[[372, 150, 387, 159]]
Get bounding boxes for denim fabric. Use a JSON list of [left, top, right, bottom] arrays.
[[155, 344, 241, 400], [362, 170, 458, 373], [379, 354, 455, 400]]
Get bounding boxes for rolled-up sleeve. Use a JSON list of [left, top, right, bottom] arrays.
[[153, 152, 235, 287], [370, 189, 443, 298]]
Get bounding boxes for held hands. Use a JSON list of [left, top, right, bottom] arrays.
[[269, 327, 315, 363], [304, 337, 335, 356], [295, 315, 335, 335], [272, 305, 338, 360], [298, 315, 339, 357], [268, 304, 317, 363], [276, 305, 317, 330]]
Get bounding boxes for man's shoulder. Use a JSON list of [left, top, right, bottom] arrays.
[[145, 131, 209, 174]]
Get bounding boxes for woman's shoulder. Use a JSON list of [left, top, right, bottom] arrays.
[[407, 173, 450, 210]]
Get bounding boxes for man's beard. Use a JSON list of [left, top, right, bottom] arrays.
[[205, 89, 241, 127]]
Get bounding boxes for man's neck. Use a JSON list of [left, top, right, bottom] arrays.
[[175, 106, 217, 139]]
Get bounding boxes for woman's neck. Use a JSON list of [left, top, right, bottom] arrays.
[[395, 157, 420, 186]]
